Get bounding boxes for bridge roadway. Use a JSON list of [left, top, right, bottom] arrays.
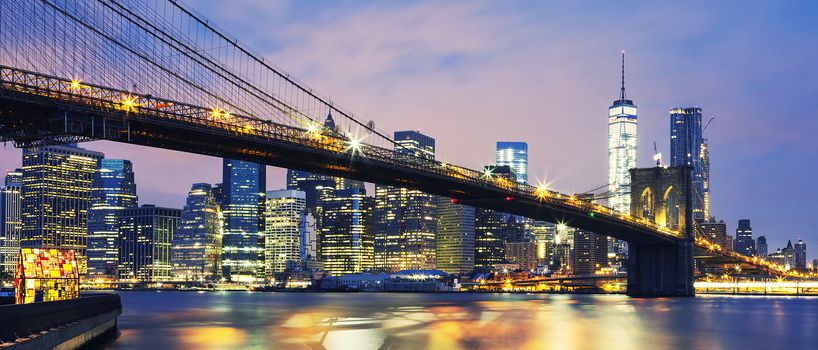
[[0, 65, 793, 280]]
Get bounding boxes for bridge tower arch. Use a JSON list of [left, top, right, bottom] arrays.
[[627, 166, 694, 297]]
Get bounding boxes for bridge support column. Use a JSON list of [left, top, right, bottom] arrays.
[[626, 241, 694, 297]]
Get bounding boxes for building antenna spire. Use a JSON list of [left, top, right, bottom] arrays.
[[620, 50, 626, 101]]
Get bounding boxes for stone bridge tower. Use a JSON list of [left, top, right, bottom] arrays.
[[627, 166, 694, 296]]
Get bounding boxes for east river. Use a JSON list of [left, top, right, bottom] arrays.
[[105, 291, 817, 350]]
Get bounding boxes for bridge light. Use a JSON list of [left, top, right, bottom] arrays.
[[505, 196, 513, 201], [450, 198, 458, 203], [587, 211, 595, 218], [306, 123, 322, 138], [535, 184, 549, 198], [210, 108, 223, 119], [346, 134, 364, 155], [120, 94, 138, 112], [482, 167, 493, 179], [69, 79, 82, 90]]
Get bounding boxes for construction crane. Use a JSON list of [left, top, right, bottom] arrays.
[[704, 116, 716, 132]]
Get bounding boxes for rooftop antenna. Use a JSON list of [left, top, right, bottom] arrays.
[[620, 50, 626, 101]]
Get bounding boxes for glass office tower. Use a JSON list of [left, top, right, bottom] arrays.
[[118, 205, 180, 282], [435, 197, 475, 275], [496, 142, 528, 184], [607, 53, 637, 259], [221, 159, 266, 283], [88, 159, 138, 280], [669, 107, 705, 221], [0, 169, 23, 276], [172, 183, 222, 282], [264, 190, 306, 277], [320, 188, 374, 276]]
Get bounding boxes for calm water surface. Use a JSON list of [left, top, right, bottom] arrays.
[[107, 291, 817, 350]]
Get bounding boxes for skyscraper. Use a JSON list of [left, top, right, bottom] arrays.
[[794, 239, 807, 270], [734, 219, 755, 256], [607, 52, 637, 260], [572, 228, 608, 276], [171, 183, 222, 282], [374, 130, 437, 272], [21, 144, 104, 275], [88, 159, 138, 280], [221, 159, 266, 283], [474, 208, 508, 271], [701, 138, 711, 219], [496, 142, 528, 184], [669, 107, 705, 221], [320, 188, 374, 276], [118, 205, 180, 282], [756, 236, 768, 259], [474, 165, 519, 271], [528, 221, 555, 267], [435, 197, 475, 275], [0, 169, 23, 276], [264, 190, 306, 277]]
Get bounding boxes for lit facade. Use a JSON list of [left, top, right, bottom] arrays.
[[221, 159, 266, 283], [88, 159, 137, 280], [734, 219, 754, 256], [528, 221, 555, 266], [505, 241, 538, 271], [795, 239, 807, 270], [435, 197, 475, 275], [608, 53, 637, 259], [118, 205, 180, 282], [0, 169, 22, 276], [768, 241, 795, 270], [374, 130, 437, 272], [475, 208, 512, 271], [320, 188, 374, 276], [572, 229, 608, 276], [701, 138, 711, 219], [264, 190, 306, 277], [700, 219, 728, 249], [495, 142, 528, 184], [670, 107, 705, 221], [171, 183, 222, 282], [21, 144, 103, 275]]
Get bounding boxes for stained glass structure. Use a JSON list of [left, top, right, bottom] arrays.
[[15, 248, 79, 304]]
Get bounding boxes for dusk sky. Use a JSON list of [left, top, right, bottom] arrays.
[[2, 1, 817, 256]]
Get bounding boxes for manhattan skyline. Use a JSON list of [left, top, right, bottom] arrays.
[[2, 0, 817, 253]]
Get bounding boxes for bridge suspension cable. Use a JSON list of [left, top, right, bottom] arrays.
[[0, 0, 405, 153]]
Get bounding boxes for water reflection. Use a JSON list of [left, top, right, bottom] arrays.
[[109, 292, 818, 349]]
